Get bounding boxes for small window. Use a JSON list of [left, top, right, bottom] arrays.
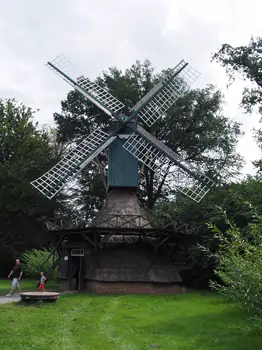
[[71, 249, 84, 256]]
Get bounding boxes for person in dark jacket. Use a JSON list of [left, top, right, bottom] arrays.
[[6, 259, 23, 296]]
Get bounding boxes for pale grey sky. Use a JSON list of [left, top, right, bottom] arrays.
[[0, 0, 261, 175]]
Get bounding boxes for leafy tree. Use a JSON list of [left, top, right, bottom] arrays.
[[203, 218, 262, 315], [0, 99, 63, 274], [149, 181, 261, 288], [252, 119, 262, 177], [54, 60, 243, 211], [212, 36, 262, 113], [213, 37, 262, 184], [21, 248, 58, 279]]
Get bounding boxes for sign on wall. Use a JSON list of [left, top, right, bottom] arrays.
[[71, 248, 85, 256]]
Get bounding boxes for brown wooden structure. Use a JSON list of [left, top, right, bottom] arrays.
[[31, 58, 213, 295], [32, 57, 213, 294], [44, 189, 199, 294], [21, 292, 60, 302]]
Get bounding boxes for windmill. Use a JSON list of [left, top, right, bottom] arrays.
[[32, 54, 215, 293], [32, 54, 214, 202]]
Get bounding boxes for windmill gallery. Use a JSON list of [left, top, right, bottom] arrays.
[[31, 55, 215, 294]]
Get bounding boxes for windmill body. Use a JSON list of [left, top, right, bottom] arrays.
[[34, 55, 216, 293], [108, 121, 138, 189]]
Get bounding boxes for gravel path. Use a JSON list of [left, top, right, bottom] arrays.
[[0, 296, 20, 304], [0, 291, 71, 304]]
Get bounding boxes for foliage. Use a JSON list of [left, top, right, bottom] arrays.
[[1, 292, 262, 349], [54, 60, 243, 211], [21, 248, 58, 279], [149, 182, 261, 288], [203, 218, 262, 315], [253, 122, 262, 176], [213, 36, 262, 113], [0, 99, 64, 275], [213, 36, 262, 178], [228, 178, 262, 215]]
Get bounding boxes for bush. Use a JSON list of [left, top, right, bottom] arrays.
[[21, 248, 58, 280], [203, 219, 262, 314]]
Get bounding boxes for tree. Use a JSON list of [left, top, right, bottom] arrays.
[[212, 36, 262, 114], [0, 99, 63, 274], [204, 218, 262, 315], [253, 130, 262, 176], [54, 60, 243, 212], [213, 37, 262, 176], [149, 180, 261, 288]]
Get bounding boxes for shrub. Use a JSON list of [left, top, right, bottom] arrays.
[[203, 219, 262, 314], [21, 248, 58, 280]]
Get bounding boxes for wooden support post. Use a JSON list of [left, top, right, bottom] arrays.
[[98, 234, 112, 249], [81, 233, 96, 248], [156, 236, 169, 248], [68, 254, 72, 290], [78, 256, 82, 292]]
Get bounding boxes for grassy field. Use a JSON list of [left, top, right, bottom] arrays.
[[0, 279, 58, 295], [0, 286, 261, 350]]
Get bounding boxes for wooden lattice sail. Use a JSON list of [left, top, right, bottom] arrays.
[[31, 54, 215, 203]]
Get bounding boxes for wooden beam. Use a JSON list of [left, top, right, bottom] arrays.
[[98, 234, 112, 249], [81, 233, 96, 248], [155, 236, 169, 248]]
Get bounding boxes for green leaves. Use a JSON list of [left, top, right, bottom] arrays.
[[21, 248, 58, 279], [207, 219, 262, 314], [0, 99, 62, 268], [213, 36, 262, 114]]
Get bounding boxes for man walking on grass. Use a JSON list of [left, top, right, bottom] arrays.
[[6, 259, 23, 296]]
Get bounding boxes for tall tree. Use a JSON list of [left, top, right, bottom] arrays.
[[149, 179, 261, 288], [0, 99, 63, 273], [253, 128, 262, 176], [213, 37, 262, 175], [212, 36, 262, 114], [54, 60, 243, 211]]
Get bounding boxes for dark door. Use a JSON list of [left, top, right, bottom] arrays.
[[71, 256, 83, 291]]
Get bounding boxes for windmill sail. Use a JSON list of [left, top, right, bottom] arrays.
[[47, 54, 125, 117], [31, 128, 115, 199], [31, 54, 215, 203], [123, 126, 214, 202], [131, 61, 200, 128]]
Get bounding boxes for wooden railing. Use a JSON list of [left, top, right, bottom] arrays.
[[46, 217, 87, 231], [46, 214, 152, 231], [45, 215, 201, 235]]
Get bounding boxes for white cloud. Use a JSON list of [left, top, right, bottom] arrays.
[[0, 0, 261, 175]]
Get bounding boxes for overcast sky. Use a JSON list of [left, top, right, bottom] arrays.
[[0, 0, 261, 175]]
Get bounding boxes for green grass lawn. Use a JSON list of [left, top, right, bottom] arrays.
[[0, 286, 261, 350], [0, 279, 58, 295]]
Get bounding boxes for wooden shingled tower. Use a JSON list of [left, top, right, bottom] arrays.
[[32, 54, 215, 293]]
